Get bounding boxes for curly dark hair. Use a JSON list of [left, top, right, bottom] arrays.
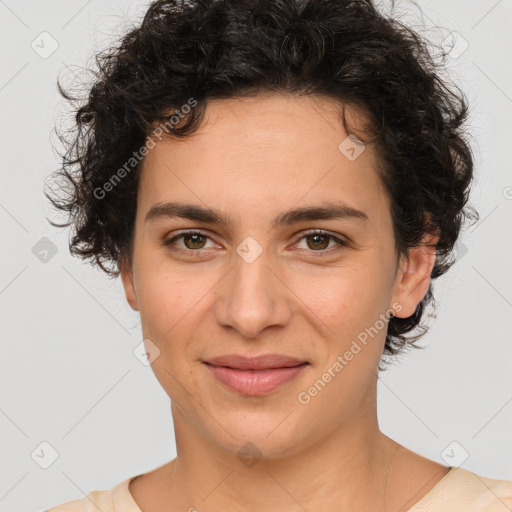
[[45, 0, 479, 367]]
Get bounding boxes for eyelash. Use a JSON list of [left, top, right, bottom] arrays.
[[163, 229, 349, 255]]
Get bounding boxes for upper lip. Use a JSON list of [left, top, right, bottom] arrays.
[[203, 354, 308, 370]]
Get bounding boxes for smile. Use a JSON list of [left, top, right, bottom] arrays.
[[203, 362, 309, 396]]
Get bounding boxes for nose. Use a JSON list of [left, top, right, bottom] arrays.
[[213, 246, 293, 338]]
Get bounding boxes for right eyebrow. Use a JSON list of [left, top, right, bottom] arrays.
[[144, 202, 230, 225]]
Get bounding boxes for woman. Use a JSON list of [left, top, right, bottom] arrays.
[[44, 0, 512, 510]]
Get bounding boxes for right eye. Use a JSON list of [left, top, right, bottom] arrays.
[[163, 230, 220, 253]]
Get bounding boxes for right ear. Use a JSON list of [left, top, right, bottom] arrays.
[[120, 257, 139, 311]]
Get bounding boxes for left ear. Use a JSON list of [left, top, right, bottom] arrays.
[[390, 232, 439, 318], [120, 256, 139, 312]]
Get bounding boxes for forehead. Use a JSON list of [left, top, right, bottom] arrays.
[[138, 93, 389, 227]]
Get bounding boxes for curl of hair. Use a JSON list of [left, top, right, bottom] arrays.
[[46, 0, 479, 369]]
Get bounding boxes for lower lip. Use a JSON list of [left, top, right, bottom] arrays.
[[204, 363, 309, 396]]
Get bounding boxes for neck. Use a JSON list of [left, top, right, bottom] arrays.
[[166, 378, 400, 511]]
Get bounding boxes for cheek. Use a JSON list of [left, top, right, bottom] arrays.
[[303, 266, 385, 321], [133, 259, 215, 361], [134, 264, 192, 340], [302, 265, 391, 356], [135, 273, 199, 390], [134, 244, 196, 315]]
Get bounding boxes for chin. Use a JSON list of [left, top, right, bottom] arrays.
[[206, 410, 314, 463]]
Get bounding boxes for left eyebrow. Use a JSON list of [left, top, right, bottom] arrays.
[[271, 203, 369, 228], [144, 201, 369, 228]]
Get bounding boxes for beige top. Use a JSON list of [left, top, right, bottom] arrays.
[[45, 467, 512, 512]]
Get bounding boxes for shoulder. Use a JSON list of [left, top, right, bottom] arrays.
[[44, 475, 141, 512], [409, 467, 512, 511], [468, 470, 512, 511], [44, 490, 113, 512]]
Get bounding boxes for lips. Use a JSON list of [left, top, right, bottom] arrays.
[[203, 353, 307, 370], [203, 354, 309, 396]]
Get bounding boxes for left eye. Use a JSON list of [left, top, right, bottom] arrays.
[[163, 230, 348, 253], [295, 230, 348, 252]]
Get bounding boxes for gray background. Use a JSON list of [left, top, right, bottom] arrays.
[[1, 1, 511, 511]]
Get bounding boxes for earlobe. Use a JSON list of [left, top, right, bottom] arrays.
[[120, 258, 139, 312], [390, 233, 438, 318]]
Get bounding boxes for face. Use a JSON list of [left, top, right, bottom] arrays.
[[121, 93, 435, 460]]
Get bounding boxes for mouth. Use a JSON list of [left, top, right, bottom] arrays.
[[202, 354, 310, 396]]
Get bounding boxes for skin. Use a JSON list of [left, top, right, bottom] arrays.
[[120, 93, 449, 512]]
